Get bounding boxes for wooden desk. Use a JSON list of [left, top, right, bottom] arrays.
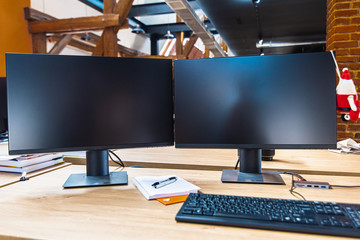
[[0, 165, 359, 240], [65, 147, 360, 176]]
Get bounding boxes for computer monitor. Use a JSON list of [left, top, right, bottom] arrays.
[[6, 53, 173, 188], [0, 77, 8, 136], [174, 52, 337, 184]]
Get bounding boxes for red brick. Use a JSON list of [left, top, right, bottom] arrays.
[[333, 40, 359, 48], [327, 11, 336, 22], [329, 33, 351, 42], [334, 17, 351, 26], [337, 124, 347, 131], [338, 63, 348, 71], [337, 132, 355, 139], [354, 78, 360, 87], [352, 2, 360, 8], [328, 14, 352, 24], [349, 48, 360, 55], [354, 135, 360, 142], [355, 71, 360, 79], [334, 25, 358, 33], [334, 2, 351, 10], [328, 1, 335, 12], [351, 17, 360, 24], [351, 33, 360, 40], [335, 9, 358, 17], [336, 56, 359, 62], [333, 49, 349, 56], [347, 124, 360, 131], [354, 80, 359, 87], [347, 62, 360, 70], [335, 0, 353, 3]]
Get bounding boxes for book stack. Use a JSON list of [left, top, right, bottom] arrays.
[[0, 153, 64, 174]]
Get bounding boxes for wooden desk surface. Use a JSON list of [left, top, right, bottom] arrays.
[[109, 147, 360, 176], [0, 165, 359, 240]]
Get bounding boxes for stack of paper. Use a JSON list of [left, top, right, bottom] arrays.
[[0, 153, 64, 173], [133, 175, 200, 200], [329, 138, 360, 154]]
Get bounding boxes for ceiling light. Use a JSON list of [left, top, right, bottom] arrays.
[[252, 0, 261, 5], [132, 25, 145, 34], [164, 30, 175, 39]]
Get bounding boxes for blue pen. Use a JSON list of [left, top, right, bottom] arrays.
[[152, 176, 177, 189]]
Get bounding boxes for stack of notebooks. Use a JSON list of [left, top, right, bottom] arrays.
[[0, 153, 64, 173]]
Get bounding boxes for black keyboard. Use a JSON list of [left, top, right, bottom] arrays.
[[175, 193, 360, 238]]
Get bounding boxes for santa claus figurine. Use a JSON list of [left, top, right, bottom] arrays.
[[336, 68, 360, 121]]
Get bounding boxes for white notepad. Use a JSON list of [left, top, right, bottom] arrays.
[[133, 175, 200, 200]]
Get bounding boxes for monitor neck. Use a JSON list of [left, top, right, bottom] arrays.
[[238, 149, 261, 174], [86, 150, 109, 176]]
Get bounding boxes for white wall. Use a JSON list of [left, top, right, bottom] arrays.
[[31, 0, 150, 55]]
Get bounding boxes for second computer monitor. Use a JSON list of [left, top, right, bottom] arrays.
[[174, 52, 337, 184]]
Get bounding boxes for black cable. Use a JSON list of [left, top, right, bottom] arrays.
[[279, 171, 307, 182], [108, 150, 125, 168], [289, 174, 306, 201], [279, 172, 307, 200], [235, 159, 240, 170]]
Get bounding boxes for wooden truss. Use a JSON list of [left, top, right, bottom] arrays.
[[24, 0, 146, 57]]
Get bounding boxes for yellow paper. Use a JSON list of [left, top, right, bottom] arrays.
[[157, 195, 189, 205]]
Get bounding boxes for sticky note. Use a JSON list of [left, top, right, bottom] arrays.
[[157, 195, 189, 205]]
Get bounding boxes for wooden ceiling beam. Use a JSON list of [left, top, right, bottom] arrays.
[[25, 6, 144, 57], [113, 0, 134, 25], [24, 7, 55, 21], [50, 35, 96, 52], [29, 14, 126, 34], [49, 34, 146, 56], [93, 0, 134, 56], [183, 33, 198, 58], [48, 34, 73, 54]]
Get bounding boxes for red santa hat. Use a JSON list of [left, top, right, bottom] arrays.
[[342, 68, 351, 80]]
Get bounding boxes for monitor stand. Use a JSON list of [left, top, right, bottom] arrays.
[[63, 150, 128, 188], [221, 149, 284, 185]]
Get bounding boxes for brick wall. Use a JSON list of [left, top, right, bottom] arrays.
[[326, 0, 360, 142]]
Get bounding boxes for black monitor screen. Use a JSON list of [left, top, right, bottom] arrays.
[[175, 52, 337, 149], [6, 53, 173, 188], [6, 53, 173, 155], [174, 52, 337, 184]]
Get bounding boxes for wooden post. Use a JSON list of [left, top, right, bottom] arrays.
[[175, 16, 184, 59], [204, 47, 210, 58], [102, 0, 118, 57], [93, 0, 134, 56], [32, 33, 47, 53], [183, 34, 198, 59]]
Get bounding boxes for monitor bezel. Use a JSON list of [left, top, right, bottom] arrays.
[[6, 53, 174, 156]]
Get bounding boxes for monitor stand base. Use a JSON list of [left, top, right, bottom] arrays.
[[221, 169, 285, 185], [63, 171, 128, 188]]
